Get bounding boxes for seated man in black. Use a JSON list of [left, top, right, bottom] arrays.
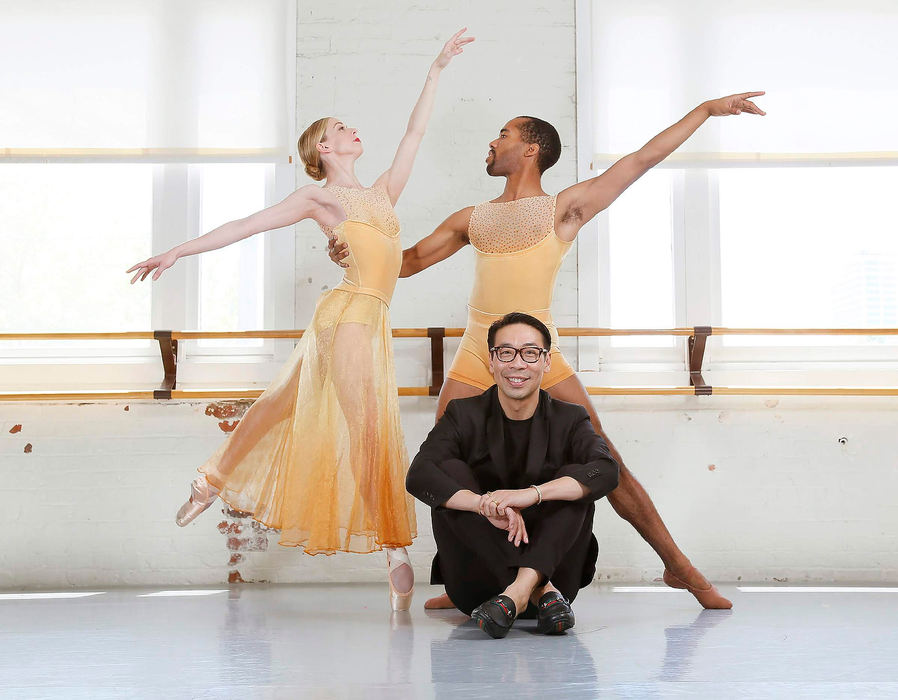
[[406, 312, 620, 639]]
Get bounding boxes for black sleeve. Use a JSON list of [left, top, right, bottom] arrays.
[[406, 401, 470, 508], [553, 406, 619, 501]]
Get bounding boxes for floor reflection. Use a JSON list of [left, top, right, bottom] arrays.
[[659, 608, 733, 682], [430, 617, 599, 695]]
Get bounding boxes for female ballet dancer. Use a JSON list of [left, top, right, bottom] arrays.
[[127, 28, 474, 611]]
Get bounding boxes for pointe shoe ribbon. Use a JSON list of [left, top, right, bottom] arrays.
[[663, 568, 733, 610], [386, 548, 415, 612], [175, 475, 220, 527]]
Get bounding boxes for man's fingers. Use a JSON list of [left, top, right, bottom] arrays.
[[740, 90, 765, 98]]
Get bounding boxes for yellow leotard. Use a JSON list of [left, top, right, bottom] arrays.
[[446, 194, 576, 390]]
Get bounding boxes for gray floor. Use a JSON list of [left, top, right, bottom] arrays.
[[2, 583, 898, 699]]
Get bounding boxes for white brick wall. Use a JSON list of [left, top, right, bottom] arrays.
[[3, 395, 898, 588], [2, 2, 897, 589]]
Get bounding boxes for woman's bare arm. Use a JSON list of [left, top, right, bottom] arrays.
[[127, 184, 330, 283]]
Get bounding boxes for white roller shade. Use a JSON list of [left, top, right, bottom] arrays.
[[0, 0, 293, 160], [590, 0, 898, 162]]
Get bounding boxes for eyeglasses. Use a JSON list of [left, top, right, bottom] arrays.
[[489, 345, 549, 364]]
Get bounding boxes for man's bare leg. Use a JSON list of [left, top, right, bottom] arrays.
[[500, 567, 541, 616], [547, 375, 731, 609], [423, 378, 486, 610], [424, 375, 731, 610]]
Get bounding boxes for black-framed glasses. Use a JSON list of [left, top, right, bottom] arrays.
[[489, 345, 549, 364]]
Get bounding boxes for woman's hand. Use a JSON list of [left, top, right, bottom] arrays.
[[704, 91, 766, 117], [432, 27, 475, 71], [127, 249, 179, 283]]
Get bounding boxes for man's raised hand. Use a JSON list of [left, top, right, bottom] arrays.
[[705, 91, 766, 117]]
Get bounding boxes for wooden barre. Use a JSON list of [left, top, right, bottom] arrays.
[[3, 326, 896, 401], [3, 387, 898, 402], [3, 327, 897, 341]]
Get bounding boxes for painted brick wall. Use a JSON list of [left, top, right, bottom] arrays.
[[4, 395, 898, 588]]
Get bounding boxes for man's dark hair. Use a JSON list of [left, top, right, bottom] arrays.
[[487, 312, 552, 351], [516, 116, 562, 173]]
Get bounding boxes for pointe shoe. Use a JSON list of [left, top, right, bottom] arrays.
[[386, 547, 415, 612], [175, 475, 220, 527], [663, 568, 733, 610]]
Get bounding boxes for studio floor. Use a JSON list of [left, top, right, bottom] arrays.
[[2, 582, 898, 699]]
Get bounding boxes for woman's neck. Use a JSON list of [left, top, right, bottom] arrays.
[[322, 158, 364, 189]]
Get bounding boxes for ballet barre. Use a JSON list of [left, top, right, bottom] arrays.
[[1, 327, 897, 402]]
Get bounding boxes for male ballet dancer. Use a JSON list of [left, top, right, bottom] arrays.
[[331, 92, 765, 609]]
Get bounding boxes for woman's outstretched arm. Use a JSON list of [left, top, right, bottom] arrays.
[[127, 184, 330, 283], [374, 27, 474, 205]]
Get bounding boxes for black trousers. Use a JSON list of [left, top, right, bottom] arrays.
[[430, 459, 599, 616]]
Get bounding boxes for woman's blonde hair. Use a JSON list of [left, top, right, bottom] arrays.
[[298, 117, 332, 181]]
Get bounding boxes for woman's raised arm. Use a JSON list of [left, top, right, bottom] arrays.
[[374, 28, 474, 205]]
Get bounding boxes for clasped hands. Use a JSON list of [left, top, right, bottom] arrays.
[[477, 488, 540, 547]]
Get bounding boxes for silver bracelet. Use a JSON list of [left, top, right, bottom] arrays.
[[529, 484, 542, 505]]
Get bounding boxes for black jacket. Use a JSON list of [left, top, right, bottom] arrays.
[[407, 386, 619, 507]]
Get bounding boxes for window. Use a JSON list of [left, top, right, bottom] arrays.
[[577, 0, 898, 372], [0, 2, 297, 388]]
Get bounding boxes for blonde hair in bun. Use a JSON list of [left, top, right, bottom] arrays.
[[298, 117, 332, 181]]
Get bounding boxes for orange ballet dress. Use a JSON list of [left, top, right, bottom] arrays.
[[199, 185, 416, 554], [446, 194, 577, 390]]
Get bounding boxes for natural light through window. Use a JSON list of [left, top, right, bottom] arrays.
[[0, 164, 152, 345], [719, 167, 898, 346], [197, 164, 267, 348], [608, 170, 676, 347]]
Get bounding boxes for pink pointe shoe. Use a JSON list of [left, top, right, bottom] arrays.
[[175, 475, 221, 527], [386, 548, 415, 612]]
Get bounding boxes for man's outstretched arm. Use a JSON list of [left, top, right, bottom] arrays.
[[555, 92, 766, 240], [327, 206, 473, 277]]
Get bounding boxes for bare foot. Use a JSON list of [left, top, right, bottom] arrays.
[[663, 566, 733, 610], [529, 580, 560, 606], [424, 592, 456, 610]]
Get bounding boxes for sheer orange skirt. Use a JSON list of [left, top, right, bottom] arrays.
[[199, 287, 416, 554]]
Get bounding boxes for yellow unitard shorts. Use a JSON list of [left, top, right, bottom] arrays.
[[446, 306, 576, 390]]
